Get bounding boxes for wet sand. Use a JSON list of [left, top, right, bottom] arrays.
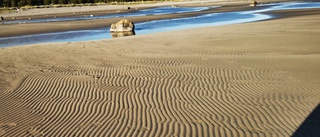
[[1, 1, 320, 137]]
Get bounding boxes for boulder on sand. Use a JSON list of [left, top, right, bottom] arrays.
[[110, 19, 135, 32]]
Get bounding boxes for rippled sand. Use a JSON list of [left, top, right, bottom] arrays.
[[1, 7, 320, 137]]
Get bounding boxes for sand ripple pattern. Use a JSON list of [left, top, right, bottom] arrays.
[[4, 57, 318, 137]]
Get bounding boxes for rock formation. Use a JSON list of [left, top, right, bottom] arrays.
[[110, 19, 135, 32]]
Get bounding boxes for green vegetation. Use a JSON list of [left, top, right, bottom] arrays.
[[0, 0, 156, 7]]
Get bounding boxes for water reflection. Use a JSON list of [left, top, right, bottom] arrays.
[[111, 31, 135, 38]]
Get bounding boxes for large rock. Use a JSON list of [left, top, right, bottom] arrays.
[[110, 19, 134, 32]]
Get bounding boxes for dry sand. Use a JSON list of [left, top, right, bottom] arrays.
[[1, 1, 320, 137]]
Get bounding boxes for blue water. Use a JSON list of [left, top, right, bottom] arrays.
[[1, 6, 214, 25], [1, 2, 320, 47]]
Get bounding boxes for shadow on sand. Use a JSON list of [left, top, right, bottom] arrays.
[[291, 103, 320, 137]]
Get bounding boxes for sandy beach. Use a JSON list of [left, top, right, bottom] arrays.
[[1, 0, 320, 136]]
